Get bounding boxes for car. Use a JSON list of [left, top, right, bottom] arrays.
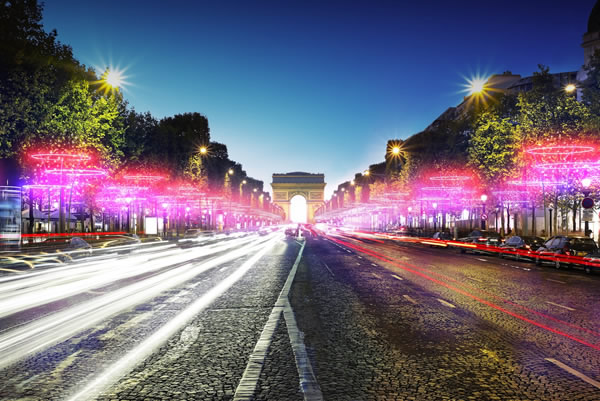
[[581, 252, 600, 274], [499, 235, 544, 261], [535, 235, 598, 269], [432, 231, 452, 240], [66, 237, 92, 259], [456, 230, 502, 254], [183, 229, 216, 239], [285, 227, 296, 237]]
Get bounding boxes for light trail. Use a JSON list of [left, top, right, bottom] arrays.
[[0, 236, 259, 317], [0, 234, 279, 370], [326, 235, 600, 352], [65, 235, 279, 401]]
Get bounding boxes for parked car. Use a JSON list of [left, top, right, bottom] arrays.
[[457, 230, 502, 254], [499, 235, 544, 261], [582, 251, 600, 274], [432, 231, 452, 240], [535, 235, 598, 269]]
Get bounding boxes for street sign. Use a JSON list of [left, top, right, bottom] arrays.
[[481, 213, 488, 220], [583, 209, 594, 222], [582, 197, 594, 209]]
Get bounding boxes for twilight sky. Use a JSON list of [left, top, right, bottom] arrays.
[[43, 0, 596, 198]]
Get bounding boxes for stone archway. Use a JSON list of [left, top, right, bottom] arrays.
[[271, 172, 326, 224]]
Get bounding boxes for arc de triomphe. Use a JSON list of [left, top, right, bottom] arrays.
[[271, 172, 326, 223]]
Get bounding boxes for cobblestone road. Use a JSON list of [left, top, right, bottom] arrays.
[[2, 229, 600, 400], [0, 234, 307, 400], [290, 233, 600, 400]]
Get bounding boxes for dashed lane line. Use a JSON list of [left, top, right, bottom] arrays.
[[467, 277, 483, 283], [371, 263, 378, 267], [371, 273, 382, 279], [476, 258, 488, 262], [437, 298, 456, 308], [545, 358, 600, 390], [391, 274, 403, 281], [546, 301, 576, 311], [403, 295, 418, 305], [322, 262, 334, 277], [546, 278, 566, 284], [234, 240, 323, 401], [357, 255, 363, 259]]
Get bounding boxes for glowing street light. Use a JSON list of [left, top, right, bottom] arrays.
[[480, 194, 488, 202], [392, 146, 400, 155], [199, 146, 208, 155], [565, 83, 576, 93], [228, 169, 234, 175], [582, 177, 592, 188], [364, 170, 370, 176]]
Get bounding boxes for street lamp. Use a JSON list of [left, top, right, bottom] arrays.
[[432, 202, 438, 231], [480, 194, 488, 230], [199, 146, 208, 155], [565, 83, 576, 93]]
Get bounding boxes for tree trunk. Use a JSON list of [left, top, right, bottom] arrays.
[[28, 188, 34, 234], [572, 200, 578, 233], [90, 206, 95, 233], [531, 203, 536, 236]]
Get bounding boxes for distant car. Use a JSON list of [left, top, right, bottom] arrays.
[[535, 235, 598, 269], [285, 228, 296, 237], [499, 235, 544, 261], [67, 237, 92, 259], [183, 229, 215, 239]]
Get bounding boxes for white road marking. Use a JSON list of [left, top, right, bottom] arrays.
[[546, 278, 566, 284], [437, 298, 456, 308], [467, 277, 483, 283], [235, 241, 322, 401], [546, 301, 575, 311], [371, 263, 378, 267], [322, 262, 334, 277], [403, 295, 418, 304], [476, 258, 488, 262], [391, 274, 403, 281], [371, 273, 382, 279], [545, 358, 600, 389], [512, 265, 531, 271], [346, 250, 352, 253], [356, 263, 361, 266]]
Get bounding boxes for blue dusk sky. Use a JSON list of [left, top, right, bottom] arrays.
[[43, 0, 596, 198]]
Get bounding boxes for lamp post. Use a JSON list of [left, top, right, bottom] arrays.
[[432, 202, 438, 232], [480, 194, 488, 230]]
